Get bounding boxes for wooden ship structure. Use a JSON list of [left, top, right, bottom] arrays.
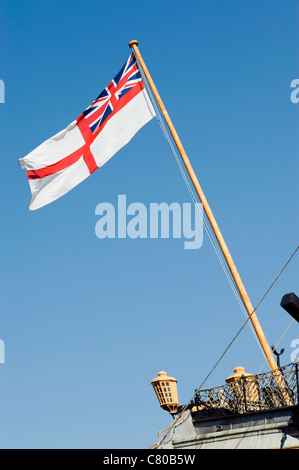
[[151, 358, 299, 449]]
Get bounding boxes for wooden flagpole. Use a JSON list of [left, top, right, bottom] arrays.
[[128, 40, 280, 375]]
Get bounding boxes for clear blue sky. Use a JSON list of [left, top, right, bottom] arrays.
[[0, 0, 298, 449]]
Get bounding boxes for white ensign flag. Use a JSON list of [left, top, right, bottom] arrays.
[[19, 54, 155, 210]]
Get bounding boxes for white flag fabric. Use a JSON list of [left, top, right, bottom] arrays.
[[19, 54, 155, 210]]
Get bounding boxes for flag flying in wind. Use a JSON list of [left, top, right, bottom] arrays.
[[19, 54, 156, 210]]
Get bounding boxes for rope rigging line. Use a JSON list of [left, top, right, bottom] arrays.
[[182, 244, 299, 405], [133, 51, 299, 447], [134, 52, 263, 352], [257, 318, 295, 373], [163, 244, 299, 442]]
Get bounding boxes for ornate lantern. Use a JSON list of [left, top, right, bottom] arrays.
[[151, 371, 179, 414], [226, 366, 259, 411]]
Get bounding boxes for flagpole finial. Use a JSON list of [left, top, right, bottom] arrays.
[[129, 40, 139, 48]]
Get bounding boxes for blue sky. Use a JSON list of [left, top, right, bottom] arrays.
[[0, 0, 298, 449]]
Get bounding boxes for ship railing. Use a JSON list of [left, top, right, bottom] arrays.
[[190, 362, 299, 416]]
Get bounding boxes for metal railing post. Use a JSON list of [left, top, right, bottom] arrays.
[[295, 362, 299, 405], [241, 376, 247, 412]]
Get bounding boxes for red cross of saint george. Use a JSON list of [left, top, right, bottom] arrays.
[[26, 61, 141, 181]]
